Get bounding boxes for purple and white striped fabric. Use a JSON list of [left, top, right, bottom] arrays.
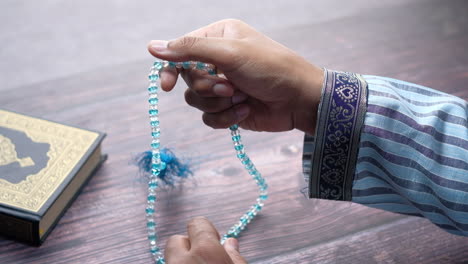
[[303, 70, 468, 236]]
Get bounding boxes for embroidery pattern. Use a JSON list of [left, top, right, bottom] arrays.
[[308, 70, 367, 200]]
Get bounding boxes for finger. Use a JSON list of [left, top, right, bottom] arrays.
[[187, 217, 220, 247], [184, 89, 231, 113], [224, 238, 247, 264], [160, 67, 178, 92], [182, 69, 233, 97], [147, 37, 242, 71], [202, 104, 250, 129], [181, 69, 233, 97], [165, 235, 190, 262], [185, 89, 248, 113], [180, 70, 231, 97]]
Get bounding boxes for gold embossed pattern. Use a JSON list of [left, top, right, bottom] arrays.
[[0, 110, 98, 212]]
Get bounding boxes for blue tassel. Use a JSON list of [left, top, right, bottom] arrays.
[[135, 148, 193, 186]]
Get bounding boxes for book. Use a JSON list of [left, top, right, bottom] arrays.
[[0, 109, 106, 246]]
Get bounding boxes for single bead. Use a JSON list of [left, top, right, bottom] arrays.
[[234, 144, 244, 151], [247, 211, 256, 218], [154, 61, 163, 70], [237, 153, 246, 159], [151, 141, 160, 148], [147, 221, 157, 229], [236, 149, 246, 156], [229, 125, 239, 131], [151, 131, 161, 138], [147, 195, 157, 203], [196, 61, 205, 70], [182, 61, 191, 69], [148, 86, 158, 93], [151, 158, 160, 165], [232, 135, 241, 142], [148, 74, 159, 81], [240, 217, 248, 225], [148, 234, 157, 241], [150, 246, 160, 254], [168, 61, 176, 68], [254, 204, 263, 211], [149, 98, 159, 105], [148, 181, 158, 190], [149, 109, 159, 116], [146, 207, 155, 215], [151, 160, 164, 169]]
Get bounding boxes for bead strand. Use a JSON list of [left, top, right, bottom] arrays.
[[146, 61, 165, 264], [146, 60, 268, 263], [220, 124, 268, 244]]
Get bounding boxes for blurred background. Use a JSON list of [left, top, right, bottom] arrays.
[[0, 0, 426, 90]]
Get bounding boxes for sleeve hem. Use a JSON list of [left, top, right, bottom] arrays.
[[304, 69, 368, 201]]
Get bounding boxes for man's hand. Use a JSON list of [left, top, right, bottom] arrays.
[[148, 19, 323, 134], [165, 217, 247, 264]]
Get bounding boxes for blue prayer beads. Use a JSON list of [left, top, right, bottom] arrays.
[[146, 61, 268, 263]]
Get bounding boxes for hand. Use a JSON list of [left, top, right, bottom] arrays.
[[148, 19, 323, 134], [165, 217, 247, 264]]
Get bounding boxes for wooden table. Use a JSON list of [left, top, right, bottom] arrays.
[[1, 0, 467, 263]]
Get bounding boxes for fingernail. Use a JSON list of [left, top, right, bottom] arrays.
[[213, 84, 231, 96], [150, 40, 169, 52], [235, 105, 249, 119], [225, 238, 239, 251], [232, 93, 248, 104]]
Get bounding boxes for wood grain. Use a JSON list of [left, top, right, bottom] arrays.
[[1, 0, 467, 263]]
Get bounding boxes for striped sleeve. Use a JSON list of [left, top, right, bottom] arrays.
[[303, 70, 468, 236]]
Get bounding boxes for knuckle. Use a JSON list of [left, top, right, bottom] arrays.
[[175, 36, 198, 49], [222, 41, 244, 70], [192, 79, 211, 96], [188, 216, 207, 227], [222, 18, 243, 26]]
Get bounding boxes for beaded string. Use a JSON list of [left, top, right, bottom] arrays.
[[146, 60, 268, 264]]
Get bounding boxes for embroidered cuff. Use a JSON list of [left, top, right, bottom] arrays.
[[303, 69, 368, 201]]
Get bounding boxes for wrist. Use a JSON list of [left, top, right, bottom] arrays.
[[293, 63, 324, 134]]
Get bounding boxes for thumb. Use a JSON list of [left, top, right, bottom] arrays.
[[223, 238, 247, 264], [147, 36, 240, 70]]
